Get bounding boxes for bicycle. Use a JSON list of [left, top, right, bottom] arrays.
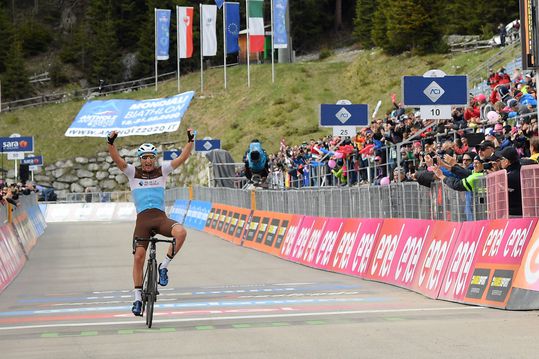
[[133, 234, 176, 328], [242, 174, 269, 190]]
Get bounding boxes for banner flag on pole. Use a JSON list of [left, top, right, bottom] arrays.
[[273, 0, 288, 48], [215, 0, 224, 9], [65, 92, 196, 137], [177, 6, 194, 58], [248, 0, 265, 52], [155, 9, 171, 60], [201, 4, 217, 56], [225, 2, 240, 54]]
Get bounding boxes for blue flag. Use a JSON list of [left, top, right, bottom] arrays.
[[273, 0, 288, 48], [225, 2, 240, 54], [215, 0, 224, 9], [155, 9, 171, 60]]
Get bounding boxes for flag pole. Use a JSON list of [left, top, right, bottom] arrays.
[[154, 8, 158, 92], [200, 4, 204, 93], [223, 2, 227, 89], [246, 0, 250, 88], [270, 0, 275, 83], [177, 6, 181, 93]]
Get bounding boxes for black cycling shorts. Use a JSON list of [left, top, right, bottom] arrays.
[[132, 208, 179, 251]]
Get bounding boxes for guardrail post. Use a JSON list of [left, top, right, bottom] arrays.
[[7, 203, 13, 224], [188, 186, 194, 200], [251, 190, 256, 211]]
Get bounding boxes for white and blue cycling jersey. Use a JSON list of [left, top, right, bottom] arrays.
[[123, 163, 173, 213]]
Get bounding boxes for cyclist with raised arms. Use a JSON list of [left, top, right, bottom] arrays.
[[107, 129, 195, 316]]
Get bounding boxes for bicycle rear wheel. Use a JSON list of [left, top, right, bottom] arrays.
[[145, 259, 158, 328]]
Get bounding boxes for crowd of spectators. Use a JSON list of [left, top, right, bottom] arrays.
[[261, 66, 538, 215], [0, 180, 39, 208]]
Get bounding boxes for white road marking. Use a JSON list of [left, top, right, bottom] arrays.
[[0, 306, 483, 332]]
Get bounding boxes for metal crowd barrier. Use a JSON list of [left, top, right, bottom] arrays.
[[10, 193, 39, 220], [521, 165, 539, 218], [0, 199, 9, 224], [165, 187, 190, 206], [193, 181, 489, 221], [64, 191, 132, 203]]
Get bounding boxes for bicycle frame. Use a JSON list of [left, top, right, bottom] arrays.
[[134, 235, 176, 328]]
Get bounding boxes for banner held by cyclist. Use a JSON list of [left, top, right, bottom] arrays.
[[107, 129, 195, 316]]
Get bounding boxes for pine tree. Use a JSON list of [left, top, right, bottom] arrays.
[[0, 6, 13, 73], [353, 0, 377, 48], [384, 0, 444, 54], [2, 37, 32, 100], [133, 2, 156, 79], [371, 0, 388, 48], [86, 0, 122, 85]]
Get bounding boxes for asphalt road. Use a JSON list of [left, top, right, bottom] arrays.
[[1, 222, 537, 359]]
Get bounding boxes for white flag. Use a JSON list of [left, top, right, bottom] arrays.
[[201, 4, 217, 56]]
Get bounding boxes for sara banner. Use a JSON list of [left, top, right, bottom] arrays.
[[65, 92, 195, 137]]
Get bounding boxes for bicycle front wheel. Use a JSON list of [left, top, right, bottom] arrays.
[[145, 259, 158, 328]]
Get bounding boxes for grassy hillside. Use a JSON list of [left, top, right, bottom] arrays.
[[0, 46, 519, 164]]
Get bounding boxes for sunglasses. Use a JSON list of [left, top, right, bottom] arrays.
[[463, 158, 472, 161], [140, 155, 156, 160]]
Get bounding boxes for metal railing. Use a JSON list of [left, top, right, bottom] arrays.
[[191, 179, 490, 221], [1, 71, 177, 112], [64, 191, 132, 203]]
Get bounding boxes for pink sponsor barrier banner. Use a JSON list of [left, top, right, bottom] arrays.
[[410, 221, 461, 298], [438, 220, 490, 303], [463, 218, 537, 308], [334, 219, 384, 277], [0, 224, 26, 294], [282, 216, 328, 263], [302, 218, 343, 269], [512, 222, 539, 292], [364, 219, 435, 289], [279, 215, 305, 259]]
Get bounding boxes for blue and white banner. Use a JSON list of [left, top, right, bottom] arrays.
[[273, 0, 288, 49], [215, 0, 224, 9], [65, 91, 195, 137], [21, 155, 43, 166], [163, 150, 182, 161], [183, 200, 212, 231], [155, 9, 171, 60], [169, 199, 190, 224], [195, 139, 221, 152], [225, 2, 240, 54], [0, 136, 34, 153]]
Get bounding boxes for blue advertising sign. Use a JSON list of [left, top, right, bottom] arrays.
[[169, 199, 190, 224], [273, 0, 288, 48], [163, 150, 182, 161], [21, 155, 43, 166], [0, 136, 34, 153], [195, 139, 221, 152], [65, 91, 195, 137], [183, 201, 212, 231], [402, 75, 468, 106], [155, 9, 171, 60], [320, 104, 369, 127]]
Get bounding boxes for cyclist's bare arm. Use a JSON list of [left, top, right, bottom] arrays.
[[170, 129, 195, 170], [107, 131, 127, 171]]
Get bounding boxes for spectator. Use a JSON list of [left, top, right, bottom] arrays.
[[497, 146, 522, 216], [527, 136, 539, 163], [498, 23, 507, 47]]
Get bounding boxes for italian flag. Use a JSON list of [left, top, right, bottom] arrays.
[[248, 0, 265, 52]]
